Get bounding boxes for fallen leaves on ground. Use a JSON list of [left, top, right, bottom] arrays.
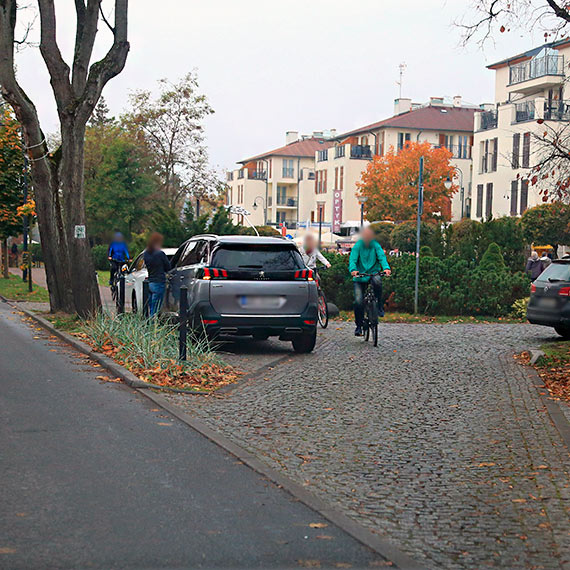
[[309, 522, 328, 529], [516, 350, 570, 403]]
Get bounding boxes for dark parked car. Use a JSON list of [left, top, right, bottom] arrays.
[[526, 259, 570, 339], [165, 234, 318, 353]]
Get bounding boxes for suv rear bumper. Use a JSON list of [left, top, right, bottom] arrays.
[[527, 302, 570, 327], [191, 301, 318, 337]]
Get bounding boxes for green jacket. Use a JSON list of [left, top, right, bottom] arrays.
[[348, 239, 390, 282]]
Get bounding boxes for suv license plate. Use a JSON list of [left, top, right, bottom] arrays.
[[538, 297, 557, 308], [239, 295, 284, 309]]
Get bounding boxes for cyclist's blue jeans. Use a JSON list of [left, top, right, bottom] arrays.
[[354, 274, 384, 327], [148, 282, 165, 317]]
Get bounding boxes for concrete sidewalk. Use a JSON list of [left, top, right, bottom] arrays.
[[0, 300, 387, 569]]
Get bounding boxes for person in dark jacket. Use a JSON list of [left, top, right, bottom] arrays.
[[525, 251, 544, 281], [143, 232, 171, 316], [107, 232, 130, 285]]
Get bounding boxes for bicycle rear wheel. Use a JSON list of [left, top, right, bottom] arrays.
[[363, 319, 370, 342], [317, 291, 329, 328], [372, 323, 378, 347]]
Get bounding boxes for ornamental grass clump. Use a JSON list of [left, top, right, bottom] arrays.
[[80, 312, 237, 391]]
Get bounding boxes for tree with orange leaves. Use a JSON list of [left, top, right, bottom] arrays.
[[0, 107, 25, 278], [357, 141, 457, 223]]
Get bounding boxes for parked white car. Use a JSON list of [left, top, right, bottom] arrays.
[[124, 248, 178, 312]]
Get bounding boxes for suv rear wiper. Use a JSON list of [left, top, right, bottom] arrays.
[[238, 264, 263, 269], [548, 277, 564, 282]]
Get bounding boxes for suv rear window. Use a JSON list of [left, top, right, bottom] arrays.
[[537, 262, 570, 282], [211, 244, 304, 271]]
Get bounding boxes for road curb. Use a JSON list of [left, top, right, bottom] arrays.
[[526, 350, 570, 452], [5, 301, 206, 395], [138, 388, 425, 570], [5, 297, 425, 568]]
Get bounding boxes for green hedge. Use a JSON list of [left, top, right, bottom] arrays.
[[91, 244, 109, 270], [320, 242, 530, 317]]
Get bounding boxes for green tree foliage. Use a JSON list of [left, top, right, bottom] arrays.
[[85, 123, 156, 241], [448, 218, 483, 262], [520, 203, 570, 254], [480, 217, 525, 271], [390, 221, 437, 253], [320, 252, 354, 310], [479, 242, 506, 271]]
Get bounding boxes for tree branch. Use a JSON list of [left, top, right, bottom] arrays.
[[72, 0, 101, 96], [545, 0, 570, 23]]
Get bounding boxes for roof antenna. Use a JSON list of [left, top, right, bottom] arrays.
[[396, 62, 407, 98]]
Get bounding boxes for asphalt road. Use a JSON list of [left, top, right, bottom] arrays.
[[0, 301, 384, 570]]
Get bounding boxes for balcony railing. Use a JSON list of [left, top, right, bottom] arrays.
[[282, 167, 295, 178], [317, 149, 328, 162], [435, 144, 472, 159], [509, 54, 564, 85], [248, 170, 266, 180], [514, 101, 535, 123], [479, 110, 498, 131], [335, 145, 346, 159], [350, 145, 372, 159], [276, 197, 298, 207], [544, 100, 570, 121]]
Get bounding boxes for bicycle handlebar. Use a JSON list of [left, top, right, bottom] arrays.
[[355, 271, 389, 277]]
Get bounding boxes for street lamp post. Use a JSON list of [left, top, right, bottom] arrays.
[[357, 196, 368, 229], [252, 196, 266, 225]]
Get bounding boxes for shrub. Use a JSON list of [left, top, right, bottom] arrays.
[[420, 245, 434, 257], [30, 243, 43, 263], [390, 220, 440, 253], [480, 217, 526, 271], [479, 242, 506, 271], [448, 218, 483, 262], [91, 244, 109, 270], [510, 297, 529, 320], [320, 251, 354, 310]]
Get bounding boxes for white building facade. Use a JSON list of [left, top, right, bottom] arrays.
[[471, 39, 570, 220]]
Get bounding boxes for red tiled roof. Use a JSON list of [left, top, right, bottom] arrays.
[[337, 105, 478, 139], [240, 137, 334, 164]]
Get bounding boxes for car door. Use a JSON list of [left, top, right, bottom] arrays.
[[125, 253, 146, 311], [166, 240, 204, 311]]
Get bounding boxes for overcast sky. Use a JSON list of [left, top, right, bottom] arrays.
[[15, 0, 539, 171]]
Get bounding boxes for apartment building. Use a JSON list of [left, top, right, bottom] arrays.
[[315, 97, 478, 231], [472, 39, 570, 220], [226, 132, 334, 228]]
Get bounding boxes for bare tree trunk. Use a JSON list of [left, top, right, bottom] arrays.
[[2, 238, 8, 278]]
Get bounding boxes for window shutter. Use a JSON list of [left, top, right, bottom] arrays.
[[439, 134, 445, 147], [492, 138, 498, 171], [324, 170, 327, 192], [340, 166, 344, 190], [476, 184, 484, 218], [520, 180, 529, 213], [485, 183, 493, 219], [512, 134, 520, 169], [522, 132, 531, 168], [335, 167, 338, 189], [510, 180, 518, 216]]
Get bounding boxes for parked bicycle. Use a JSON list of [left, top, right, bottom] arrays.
[[356, 271, 388, 347]]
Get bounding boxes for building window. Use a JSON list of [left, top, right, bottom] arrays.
[[510, 180, 518, 216], [397, 132, 411, 151], [522, 132, 531, 168], [520, 179, 529, 213], [458, 135, 469, 159], [317, 203, 325, 223], [227, 188, 232, 205], [283, 159, 294, 178], [277, 185, 287, 205], [491, 138, 498, 172], [340, 166, 344, 190], [512, 133, 520, 169], [485, 182, 493, 219], [276, 211, 286, 224], [476, 184, 484, 218]]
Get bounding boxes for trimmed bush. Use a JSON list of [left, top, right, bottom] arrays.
[[479, 242, 506, 271], [321, 252, 354, 310], [369, 221, 394, 250], [91, 244, 109, 270]]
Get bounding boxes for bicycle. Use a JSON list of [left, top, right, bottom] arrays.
[[313, 267, 329, 329], [109, 259, 129, 311], [356, 271, 387, 347]]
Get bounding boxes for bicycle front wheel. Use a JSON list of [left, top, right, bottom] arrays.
[[372, 323, 378, 347], [317, 292, 329, 328]]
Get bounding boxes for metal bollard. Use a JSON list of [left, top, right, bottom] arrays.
[[142, 279, 150, 318], [118, 275, 125, 314], [179, 286, 188, 361]]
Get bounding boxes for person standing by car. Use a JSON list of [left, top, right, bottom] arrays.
[[300, 233, 331, 273], [525, 251, 544, 281], [539, 251, 552, 269], [348, 227, 391, 336], [143, 232, 171, 317], [107, 232, 130, 285]]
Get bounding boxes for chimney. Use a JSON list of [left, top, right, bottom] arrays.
[[286, 131, 299, 145], [430, 97, 444, 106], [312, 130, 324, 139], [394, 98, 412, 115], [329, 128, 337, 139], [453, 95, 462, 107]]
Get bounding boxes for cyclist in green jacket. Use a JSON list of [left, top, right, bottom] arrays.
[[348, 227, 391, 336]]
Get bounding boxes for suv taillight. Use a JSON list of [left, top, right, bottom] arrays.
[[530, 283, 537, 293], [202, 267, 228, 280], [559, 286, 570, 297], [294, 269, 314, 281]]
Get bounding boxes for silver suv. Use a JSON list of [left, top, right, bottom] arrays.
[[165, 235, 318, 353]]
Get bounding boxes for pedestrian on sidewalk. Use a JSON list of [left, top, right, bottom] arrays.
[[143, 232, 171, 317], [525, 251, 544, 281], [10, 242, 18, 267]]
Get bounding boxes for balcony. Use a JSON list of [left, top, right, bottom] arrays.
[[509, 54, 564, 85], [544, 100, 570, 121], [282, 167, 295, 178], [435, 144, 472, 159], [276, 196, 298, 207], [479, 110, 498, 131], [237, 169, 244, 179], [514, 100, 535, 123], [335, 145, 346, 159], [350, 145, 372, 159], [317, 149, 328, 162], [248, 170, 266, 180]]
